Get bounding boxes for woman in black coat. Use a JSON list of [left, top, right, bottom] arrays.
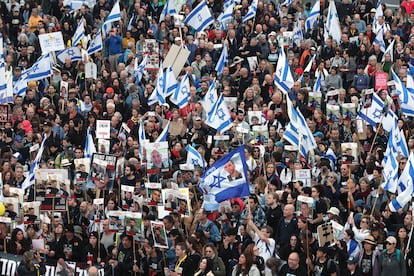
[[17, 251, 46, 276]]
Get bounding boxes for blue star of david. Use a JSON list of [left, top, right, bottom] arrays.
[[197, 14, 203, 22], [209, 93, 215, 104], [191, 158, 199, 165], [67, 49, 75, 57], [181, 85, 188, 94], [209, 173, 225, 189], [373, 108, 382, 119], [31, 63, 39, 72], [216, 108, 225, 120], [158, 76, 164, 88], [278, 67, 282, 75]]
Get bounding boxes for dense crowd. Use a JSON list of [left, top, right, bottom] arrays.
[[1, 0, 414, 275]]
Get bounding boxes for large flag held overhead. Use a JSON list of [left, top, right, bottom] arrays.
[[217, 2, 235, 26], [215, 45, 228, 75], [324, 0, 341, 44], [57, 47, 82, 63], [274, 48, 294, 94], [148, 65, 177, 105], [389, 152, 414, 212], [358, 92, 385, 127], [72, 18, 85, 46], [201, 81, 218, 112], [373, 25, 386, 52], [85, 127, 96, 159], [24, 53, 53, 82], [205, 95, 233, 133], [21, 135, 47, 190], [382, 147, 399, 193], [305, 0, 320, 31], [243, 0, 258, 23], [199, 146, 250, 203], [186, 145, 205, 169], [170, 73, 191, 108], [87, 30, 103, 55], [102, 1, 121, 35], [134, 54, 149, 83], [373, 0, 383, 33], [184, 1, 213, 32], [382, 39, 394, 62], [160, 0, 177, 22]]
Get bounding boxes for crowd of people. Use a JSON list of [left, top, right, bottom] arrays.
[[1, 0, 414, 275]]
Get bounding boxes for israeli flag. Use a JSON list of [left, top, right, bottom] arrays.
[[0, 69, 13, 104], [324, 0, 341, 44], [305, 0, 320, 32], [313, 72, 322, 93], [21, 135, 47, 190], [163, 66, 178, 97], [0, 35, 6, 104], [206, 95, 233, 133], [199, 146, 250, 203], [358, 92, 385, 127], [102, 1, 121, 35], [224, 0, 234, 9], [382, 109, 398, 133], [382, 39, 394, 62], [201, 81, 218, 114], [393, 68, 414, 116], [160, 0, 177, 22], [283, 123, 308, 158], [215, 45, 228, 75], [373, 0, 383, 33], [56, 47, 82, 63], [373, 25, 386, 52], [389, 152, 414, 212], [25, 53, 53, 82], [184, 1, 213, 32], [138, 122, 146, 157], [217, 2, 234, 25], [155, 120, 170, 142], [72, 18, 85, 46], [87, 30, 103, 55], [170, 73, 191, 108], [292, 20, 303, 47], [148, 65, 165, 106], [14, 76, 28, 97], [134, 54, 149, 83], [382, 147, 399, 193], [281, 0, 293, 6], [243, 0, 258, 23], [274, 48, 294, 94], [186, 145, 205, 168], [85, 127, 96, 159]]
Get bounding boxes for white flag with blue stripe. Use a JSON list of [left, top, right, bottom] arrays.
[[0, 69, 13, 104], [186, 145, 205, 169], [305, 0, 320, 32], [382, 39, 394, 62], [170, 73, 190, 108], [21, 135, 47, 190], [389, 152, 414, 212], [199, 146, 250, 203], [358, 92, 385, 127], [373, 0, 383, 33], [138, 122, 146, 157], [102, 1, 121, 35], [57, 47, 82, 63], [155, 120, 170, 142], [206, 94, 233, 133], [24, 53, 53, 82], [87, 30, 103, 55], [243, 0, 258, 23], [217, 2, 234, 26], [382, 109, 398, 133], [382, 147, 399, 193], [392, 68, 414, 116], [324, 0, 341, 43], [72, 18, 85, 46], [313, 72, 322, 93], [281, 0, 293, 6], [373, 25, 386, 52], [0, 34, 7, 104], [215, 46, 228, 75], [134, 54, 149, 83], [274, 48, 294, 94], [163, 66, 178, 97], [184, 1, 213, 32], [148, 65, 166, 106], [160, 0, 177, 22], [85, 127, 96, 159], [201, 81, 218, 113]]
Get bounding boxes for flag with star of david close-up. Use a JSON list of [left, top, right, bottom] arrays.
[[198, 145, 250, 204]]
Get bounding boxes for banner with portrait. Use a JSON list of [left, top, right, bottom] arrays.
[[90, 153, 118, 190], [146, 142, 169, 174]]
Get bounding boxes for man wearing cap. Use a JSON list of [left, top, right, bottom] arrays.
[[59, 224, 83, 262], [358, 235, 380, 276], [379, 236, 406, 276], [11, 134, 29, 164], [344, 256, 362, 276]]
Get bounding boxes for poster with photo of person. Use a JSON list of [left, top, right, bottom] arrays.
[[121, 185, 136, 211], [252, 125, 269, 145], [146, 182, 162, 206], [176, 188, 191, 216], [74, 158, 91, 184], [98, 139, 110, 154], [162, 188, 178, 211], [0, 105, 9, 122], [341, 103, 357, 120], [93, 198, 104, 224], [296, 195, 314, 220], [248, 111, 263, 125], [326, 89, 338, 105], [212, 135, 230, 156], [146, 142, 169, 174], [308, 92, 322, 110], [107, 210, 125, 233], [341, 143, 359, 165], [326, 104, 340, 123], [90, 154, 117, 190], [150, 221, 168, 248], [3, 197, 19, 220], [22, 201, 41, 223], [144, 39, 159, 70], [362, 89, 374, 108], [125, 211, 143, 237]]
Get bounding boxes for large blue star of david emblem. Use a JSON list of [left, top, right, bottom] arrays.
[[191, 158, 199, 166], [209, 173, 225, 189], [197, 14, 203, 22], [67, 49, 75, 57], [31, 63, 39, 72], [209, 92, 215, 104], [373, 108, 382, 120], [216, 108, 225, 120]]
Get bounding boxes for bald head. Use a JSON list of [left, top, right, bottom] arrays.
[[88, 266, 99, 276]]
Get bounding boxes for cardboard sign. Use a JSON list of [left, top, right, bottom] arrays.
[[375, 72, 388, 91], [294, 169, 311, 187], [317, 222, 335, 247], [38, 32, 65, 54], [96, 120, 110, 139], [163, 44, 190, 78]]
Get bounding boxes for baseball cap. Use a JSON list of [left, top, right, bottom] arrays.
[[385, 236, 397, 244], [14, 135, 23, 143]]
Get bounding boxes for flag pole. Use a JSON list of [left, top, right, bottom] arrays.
[[368, 114, 385, 155], [405, 197, 414, 260]]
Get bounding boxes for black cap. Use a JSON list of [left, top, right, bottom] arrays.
[[89, 231, 98, 238], [43, 121, 52, 127], [65, 224, 74, 233]]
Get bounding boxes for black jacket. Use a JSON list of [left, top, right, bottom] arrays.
[[17, 262, 46, 276]]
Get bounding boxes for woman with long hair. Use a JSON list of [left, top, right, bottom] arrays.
[[17, 251, 46, 276], [187, 236, 202, 273], [195, 256, 215, 276], [231, 252, 260, 276], [279, 234, 304, 262], [244, 244, 265, 274], [7, 228, 31, 255], [203, 243, 226, 276]]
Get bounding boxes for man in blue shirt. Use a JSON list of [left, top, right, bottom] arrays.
[[105, 28, 123, 72]]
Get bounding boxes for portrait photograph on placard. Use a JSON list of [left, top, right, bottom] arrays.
[[326, 89, 338, 105], [146, 142, 169, 174], [296, 195, 314, 220], [121, 185, 136, 211], [150, 221, 168, 248], [341, 142, 359, 165], [107, 211, 125, 233], [162, 188, 178, 210], [0, 105, 8, 122], [98, 139, 110, 154], [252, 125, 269, 145], [125, 212, 143, 237], [341, 103, 357, 120], [90, 154, 118, 190], [362, 89, 374, 108], [307, 92, 322, 110], [146, 182, 162, 206], [326, 104, 340, 123], [176, 188, 191, 216], [74, 158, 90, 184], [212, 135, 230, 156], [248, 111, 263, 125], [22, 201, 41, 223]]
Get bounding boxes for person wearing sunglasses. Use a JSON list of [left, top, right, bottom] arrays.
[[379, 236, 406, 276]]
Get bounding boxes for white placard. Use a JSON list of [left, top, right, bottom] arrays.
[[85, 62, 97, 79], [93, 198, 104, 205], [38, 32, 65, 54], [294, 169, 312, 187], [96, 120, 110, 139]]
